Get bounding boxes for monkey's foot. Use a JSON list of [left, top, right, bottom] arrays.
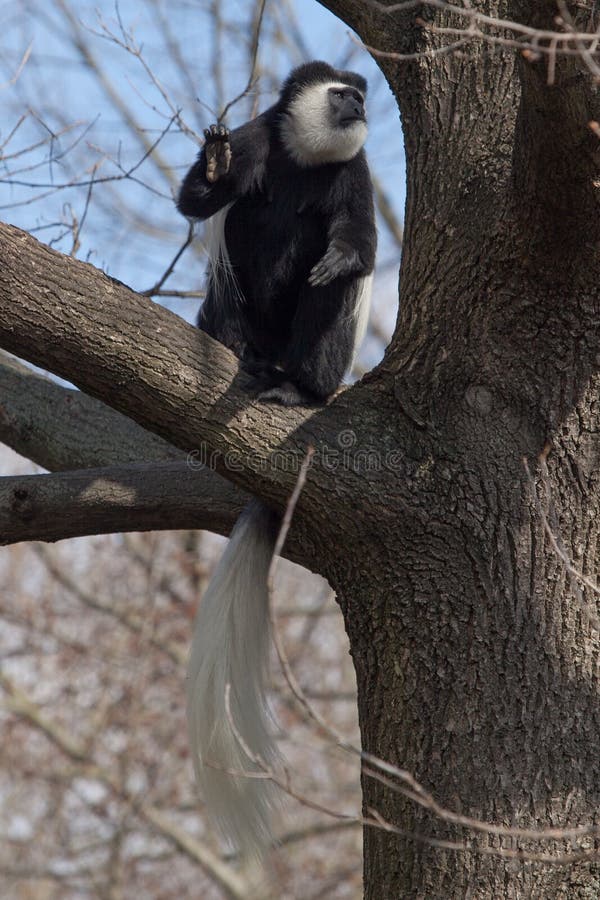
[[258, 381, 311, 407], [242, 354, 280, 382], [204, 124, 231, 183]]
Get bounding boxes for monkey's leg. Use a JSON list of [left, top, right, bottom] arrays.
[[197, 286, 247, 359], [260, 283, 357, 405]]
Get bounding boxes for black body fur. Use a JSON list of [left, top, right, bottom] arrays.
[[177, 61, 377, 404]]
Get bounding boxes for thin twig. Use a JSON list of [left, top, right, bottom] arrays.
[[2, 114, 179, 192], [140, 221, 195, 296], [356, 0, 600, 78], [0, 42, 32, 89], [218, 0, 267, 122]]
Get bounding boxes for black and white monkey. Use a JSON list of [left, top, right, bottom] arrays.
[[177, 61, 376, 857], [178, 59, 376, 406]]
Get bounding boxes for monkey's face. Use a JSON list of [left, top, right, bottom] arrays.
[[327, 85, 366, 127], [280, 80, 368, 168]]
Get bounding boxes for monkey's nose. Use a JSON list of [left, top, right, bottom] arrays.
[[343, 98, 364, 121]]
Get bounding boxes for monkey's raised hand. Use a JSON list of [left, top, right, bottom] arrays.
[[308, 239, 362, 287], [204, 124, 232, 184]]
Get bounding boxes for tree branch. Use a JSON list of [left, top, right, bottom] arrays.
[[0, 223, 409, 558], [513, 8, 600, 258], [0, 462, 247, 546], [0, 352, 258, 547], [0, 223, 359, 512], [0, 352, 182, 469]]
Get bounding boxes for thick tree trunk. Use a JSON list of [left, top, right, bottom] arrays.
[[317, 1, 600, 896]]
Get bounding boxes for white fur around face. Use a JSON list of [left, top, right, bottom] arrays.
[[280, 81, 368, 167]]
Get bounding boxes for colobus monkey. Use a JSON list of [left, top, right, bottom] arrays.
[[178, 59, 376, 406], [178, 61, 376, 858]]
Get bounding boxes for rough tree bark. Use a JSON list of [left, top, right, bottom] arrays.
[[1, 0, 600, 897], [322, 1, 600, 897]]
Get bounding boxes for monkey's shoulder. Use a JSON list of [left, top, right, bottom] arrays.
[[225, 110, 275, 169]]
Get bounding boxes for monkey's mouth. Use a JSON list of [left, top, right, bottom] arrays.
[[340, 113, 366, 125]]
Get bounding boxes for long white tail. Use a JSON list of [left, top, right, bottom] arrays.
[[187, 500, 281, 858]]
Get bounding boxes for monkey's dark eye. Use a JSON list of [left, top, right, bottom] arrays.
[[334, 90, 345, 98]]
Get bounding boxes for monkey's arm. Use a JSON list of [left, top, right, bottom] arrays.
[[177, 115, 270, 220], [308, 160, 377, 287]]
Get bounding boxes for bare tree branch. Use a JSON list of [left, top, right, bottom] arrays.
[[0, 352, 181, 469], [140, 222, 195, 297], [218, 0, 267, 122], [0, 222, 397, 524], [0, 462, 246, 547], [0, 359, 314, 565]]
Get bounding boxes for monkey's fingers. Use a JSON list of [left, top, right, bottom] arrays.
[[309, 241, 362, 287], [204, 123, 230, 143], [308, 246, 344, 286]]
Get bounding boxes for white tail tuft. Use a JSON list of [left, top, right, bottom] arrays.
[[350, 272, 373, 368], [187, 500, 280, 859], [203, 202, 243, 303]]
